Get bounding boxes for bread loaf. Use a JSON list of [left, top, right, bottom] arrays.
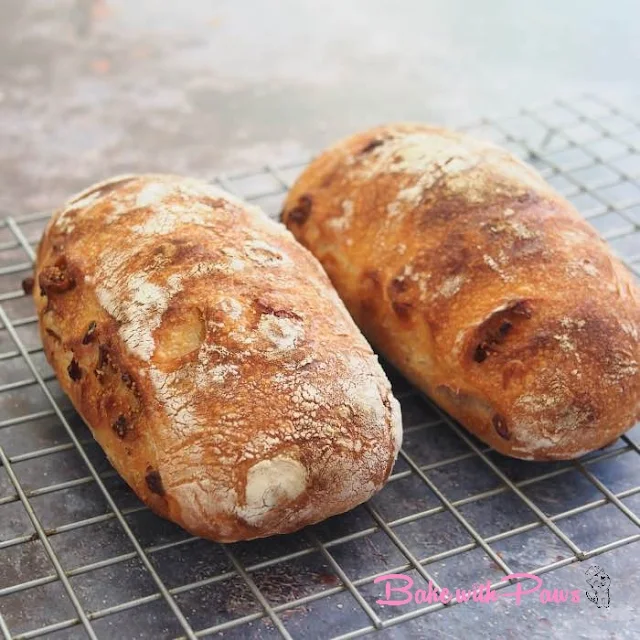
[[282, 124, 640, 460], [34, 174, 402, 542]]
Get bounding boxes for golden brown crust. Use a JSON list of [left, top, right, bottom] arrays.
[[35, 174, 402, 542], [282, 124, 640, 460]]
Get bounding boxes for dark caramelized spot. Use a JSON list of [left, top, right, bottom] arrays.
[[45, 328, 61, 343], [254, 299, 302, 321], [95, 345, 109, 380], [392, 300, 413, 320], [472, 299, 532, 364], [145, 468, 165, 496], [38, 257, 75, 295], [359, 138, 385, 154], [121, 372, 134, 389], [499, 321, 513, 336], [493, 414, 510, 440], [22, 276, 34, 295], [511, 300, 533, 318], [474, 346, 488, 363], [474, 322, 513, 360], [287, 194, 313, 225], [120, 371, 140, 397], [389, 277, 409, 295], [82, 321, 97, 345], [113, 414, 128, 439], [67, 358, 82, 381], [387, 273, 414, 321]]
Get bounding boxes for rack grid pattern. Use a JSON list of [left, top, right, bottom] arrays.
[[1, 95, 639, 639]]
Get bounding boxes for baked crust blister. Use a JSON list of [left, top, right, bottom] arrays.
[[35, 174, 402, 542], [283, 124, 640, 460]]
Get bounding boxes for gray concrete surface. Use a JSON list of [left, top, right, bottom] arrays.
[[1, 0, 639, 215]]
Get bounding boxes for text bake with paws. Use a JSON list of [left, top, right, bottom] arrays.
[[34, 174, 402, 542]]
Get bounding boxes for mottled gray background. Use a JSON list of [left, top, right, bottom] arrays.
[[1, 0, 639, 215]]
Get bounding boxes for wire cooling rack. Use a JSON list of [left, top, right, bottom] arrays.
[[0, 95, 639, 640]]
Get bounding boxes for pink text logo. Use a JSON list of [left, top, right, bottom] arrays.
[[374, 573, 582, 606]]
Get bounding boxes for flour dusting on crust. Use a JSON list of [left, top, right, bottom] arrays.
[[437, 274, 466, 298], [149, 366, 203, 435], [355, 128, 548, 211], [38, 173, 403, 541], [258, 314, 304, 352], [245, 239, 289, 267], [95, 247, 183, 361], [132, 202, 213, 235], [327, 199, 355, 232], [238, 456, 307, 525]]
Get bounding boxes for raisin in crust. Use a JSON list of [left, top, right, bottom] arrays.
[[35, 174, 402, 542], [282, 124, 640, 460]]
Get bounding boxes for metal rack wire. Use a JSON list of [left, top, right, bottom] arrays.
[[0, 94, 639, 639]]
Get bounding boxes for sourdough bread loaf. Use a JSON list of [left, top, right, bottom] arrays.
[[35, 174, 402, 541], [282, 124, 639, 460]]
